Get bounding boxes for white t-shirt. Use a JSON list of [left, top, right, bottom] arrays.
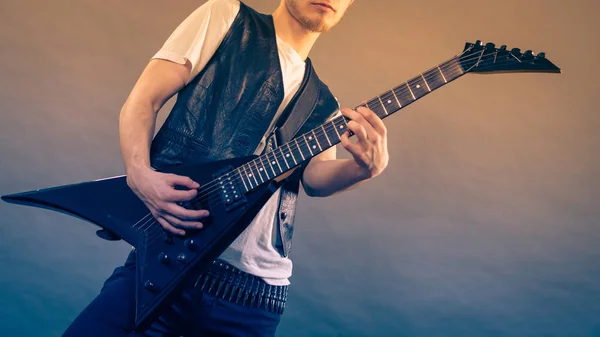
[[152, 0, 306, 285]]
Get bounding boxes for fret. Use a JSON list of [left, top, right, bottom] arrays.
[[303, 134, 314, 156], [323, 120, 341, 143], [296, 136, 312, 159], [294, 138, 305, 161], [407, 77, 430, 99], [279, 147, 292, 169], [251, 160, 264, 184], [424, 67, 446, 90], [405, 82, 416, 100], [391, 89, 402, 108], [321, 125, 332, 146], [314, 126, 331, 151], [392, 85, 414, 107], [258, 158, 270, 182], [245, 163, 258, 188], [440, 57, 464, 81], [420, 73, 432, 92], [260, 154, 275, 179], [269, 151, 284, 176], [437, 66, 448, 83], [237, 168, 249, 192], [286, 143, 298, 165], [254, 159, 267, 183], [334, 116, 350, 140], [377, 96, 389, 116], [311, 130, 323, 152], [378, 91, 401, 113], [334, 117, 349, 139], [332, 119, 342, 139], [270, 150, 283, 173], [364, 98, 387, 119]]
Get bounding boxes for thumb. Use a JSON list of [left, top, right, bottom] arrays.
[[167, 174, 199, 189]]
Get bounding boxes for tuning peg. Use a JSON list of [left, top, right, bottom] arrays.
[[510, 48, 522, 56], [499, 45, 507, 50], [523, 50, 533, 57], [475, 40, 482, 45], [485, 42, 496, 50], [535, 52, 546, 59]]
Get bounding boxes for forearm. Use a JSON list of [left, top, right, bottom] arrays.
[[302, 158, 372, 197], [119, 59, 190, 177], [119, 99, 158, 176]]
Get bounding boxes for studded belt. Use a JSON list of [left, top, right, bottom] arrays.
[[193, 260, 288, 315]]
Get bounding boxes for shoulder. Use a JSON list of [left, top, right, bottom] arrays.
[[202, 0, 240, 12], [188, 0, 241, 22]]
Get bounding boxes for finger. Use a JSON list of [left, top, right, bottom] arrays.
[[161, 213, 204, 230], [156, 216, 186, 236], [341, 108, 377, 140], [167, 174, 200, 189], [341, 130, 362, 158], [163, 203, 210, 221], [346, 120, 369, 147], [356, 106, 387, 136], [164, 188, 198, 202]]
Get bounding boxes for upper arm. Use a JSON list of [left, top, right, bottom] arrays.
[[151, 0, 240, 83], [126, 58, 192, 113]]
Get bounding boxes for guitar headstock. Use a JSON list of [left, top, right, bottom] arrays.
[[459, 40, 561, 74]]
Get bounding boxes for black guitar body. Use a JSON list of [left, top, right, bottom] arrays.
[[2, 155, 279, 330]]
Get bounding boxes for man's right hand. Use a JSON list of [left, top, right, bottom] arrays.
[[126, 166, 210, 236]]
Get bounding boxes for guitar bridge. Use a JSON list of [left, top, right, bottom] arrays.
[[213, 166, 246, 211]]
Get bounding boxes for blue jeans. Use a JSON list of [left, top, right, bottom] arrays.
[[63, 251, 281, 337]]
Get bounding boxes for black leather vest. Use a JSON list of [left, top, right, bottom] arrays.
[[149, 2, 338, 257]]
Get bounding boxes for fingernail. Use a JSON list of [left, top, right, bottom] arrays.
[[196, 224, 203, 229]]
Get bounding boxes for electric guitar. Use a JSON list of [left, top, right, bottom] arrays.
[[1, 41, 561, 331]]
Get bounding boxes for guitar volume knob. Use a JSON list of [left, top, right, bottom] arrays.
[[144, 280, 157, 292], [158, 252, 169, 264], [184, 239, 198, 252]]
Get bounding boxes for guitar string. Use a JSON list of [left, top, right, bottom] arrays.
[[138, 49, 505, 221], [135, 50, 535, 236], [131, 55, 471, 234], [142, 51, 537, 243], [135, 49, 516, 234], [135, 50, 509, 235]]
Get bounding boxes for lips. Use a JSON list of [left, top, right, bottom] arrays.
[[312, 2, 335, 12]]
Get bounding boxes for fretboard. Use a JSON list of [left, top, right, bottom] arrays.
[[236, 56, 466, 192]]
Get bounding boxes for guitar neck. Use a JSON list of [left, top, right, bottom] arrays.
[[236, 56, 466, 192]]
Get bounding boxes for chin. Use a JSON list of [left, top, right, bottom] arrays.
[[302, 16, 336, 33]]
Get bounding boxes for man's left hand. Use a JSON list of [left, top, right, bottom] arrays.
[[340, 106, 389, 179]]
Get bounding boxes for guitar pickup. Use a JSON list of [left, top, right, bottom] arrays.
[[213, 166, 246, 211]]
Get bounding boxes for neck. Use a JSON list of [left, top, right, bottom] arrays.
[[272, 4, 320, 60]]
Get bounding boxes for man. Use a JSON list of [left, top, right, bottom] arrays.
[[63, 0, 388, 336]]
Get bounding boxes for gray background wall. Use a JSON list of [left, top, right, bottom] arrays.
[[1, 0, 598, 336]]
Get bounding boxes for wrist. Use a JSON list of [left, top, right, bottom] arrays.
[[125, 162, 153, 188]]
